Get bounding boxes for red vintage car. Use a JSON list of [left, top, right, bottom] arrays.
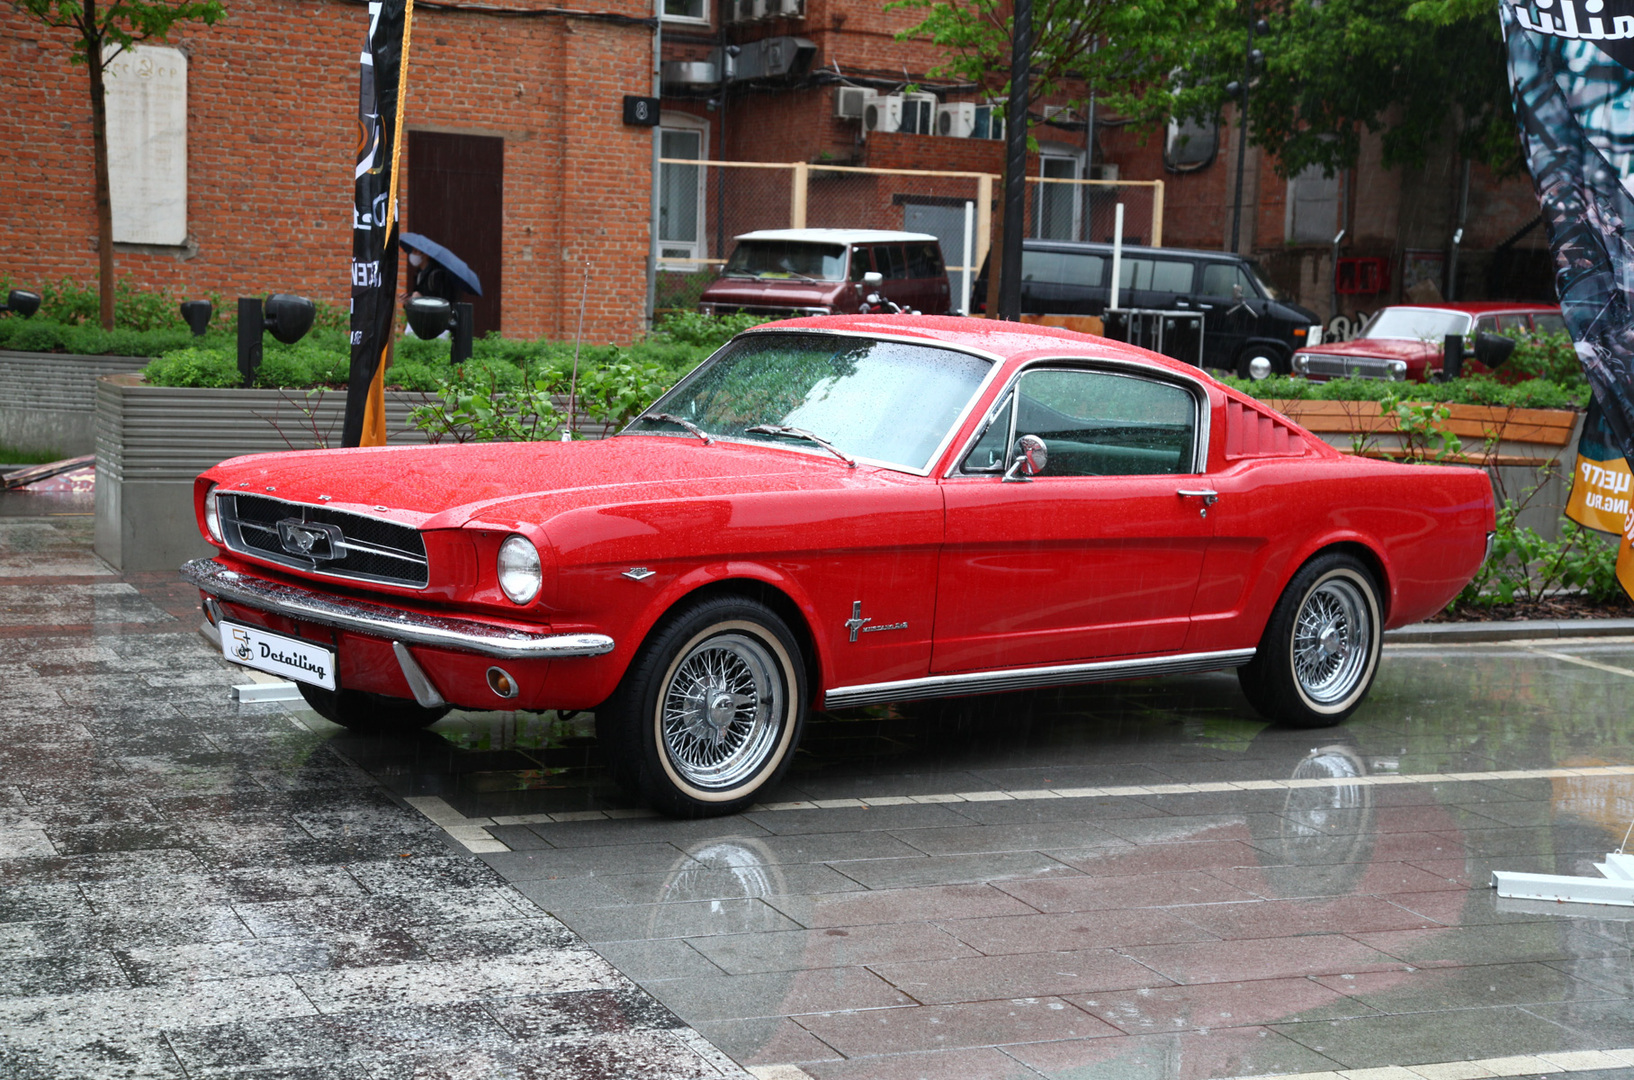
[[183, 317, 1495, 816], [1291, 301, 1563, 382]]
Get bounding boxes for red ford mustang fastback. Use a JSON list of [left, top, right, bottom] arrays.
[[183, 316, 1495, 816]]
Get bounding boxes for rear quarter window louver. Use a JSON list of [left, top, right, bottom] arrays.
[[1224, 399, 1308, 460]]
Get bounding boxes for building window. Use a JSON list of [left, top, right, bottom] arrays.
[[1034, 154, 1081, 241], [659, 119, 708, 265], [663, 0, 709, 22], [103, 44, 188, 245], [1286, 164, 1340, 244]]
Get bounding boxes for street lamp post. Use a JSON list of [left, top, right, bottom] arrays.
[[996, 0, 1032, 321], [1226, 5, 1266, 254]]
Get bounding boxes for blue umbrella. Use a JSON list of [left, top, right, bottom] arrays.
[[400, 232, 483, 297]]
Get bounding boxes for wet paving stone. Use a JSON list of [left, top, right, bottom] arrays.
[[9, 513, 1634, 1077]]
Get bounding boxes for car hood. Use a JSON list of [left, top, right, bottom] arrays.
[[699, 278, 846, 306], [1298, 338, 1434, 360], [204, 436, 874, 531]]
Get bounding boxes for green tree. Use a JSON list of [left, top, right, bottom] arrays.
[[1174, 0, 1514, 180], [889, 0, 1233, 130], [12, 0, 225, 328]]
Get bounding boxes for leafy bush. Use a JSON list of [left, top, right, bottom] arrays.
[[1222, 373, 1583, 410], [652, 310, 774, 349], [1458, 502, 1624, 607], [0, 317, 197, 357], [36, 277, 184, 331], [140, 347, 240, 389], [1503, 331, 1586, 391]]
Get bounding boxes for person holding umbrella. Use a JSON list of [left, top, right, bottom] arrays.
[[401, 231, 483, 311]]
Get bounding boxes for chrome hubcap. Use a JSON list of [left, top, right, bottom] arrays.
[[662, 631, 783, 789], [1292, 577, 1371, 705]]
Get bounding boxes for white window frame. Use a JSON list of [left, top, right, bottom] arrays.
[[662, 0, 711, 26], [657, 114, 710, 267]]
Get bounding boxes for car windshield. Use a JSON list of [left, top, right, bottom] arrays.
[[722, 240, 847, 281], [1243, 260, 1285, 301], [633, 332, 993, 471], [1363, 308, 1473, 341]]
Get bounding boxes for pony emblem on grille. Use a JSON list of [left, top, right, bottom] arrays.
[[277, 519, 344, 561]]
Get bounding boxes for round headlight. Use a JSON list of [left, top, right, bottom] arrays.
[[204, 485, 222, 543], [1388, 360, 1407, 381], [497, 535, 542, 605]]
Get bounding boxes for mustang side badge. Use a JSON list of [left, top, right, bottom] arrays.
[[622, 568, 656, 581], [845, 601, 906, 642]]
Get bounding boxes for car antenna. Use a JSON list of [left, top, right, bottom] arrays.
[[565, 260, 589, 441]]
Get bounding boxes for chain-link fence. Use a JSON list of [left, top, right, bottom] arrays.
[[654, 161, 1163, 314]]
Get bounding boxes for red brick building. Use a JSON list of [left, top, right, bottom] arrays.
[[2, 0, 1550, 342]]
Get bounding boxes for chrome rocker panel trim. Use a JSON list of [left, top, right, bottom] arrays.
[[182, 558, 614, 661], [823, 648, 1257, 710]]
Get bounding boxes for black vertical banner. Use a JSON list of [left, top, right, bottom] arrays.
[[345, 0, 407, 448]]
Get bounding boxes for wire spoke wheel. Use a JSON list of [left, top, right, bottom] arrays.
[[1291, 577, 1371, 705], [659, 630, 784, 791]]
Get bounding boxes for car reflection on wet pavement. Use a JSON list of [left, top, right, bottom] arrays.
[[3, 509, 1634, 1079]]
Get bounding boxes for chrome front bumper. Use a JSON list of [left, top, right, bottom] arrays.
[[182, 558, 614, 661]]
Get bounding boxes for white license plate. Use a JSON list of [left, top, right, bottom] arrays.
[[219, 620, 337, 690]]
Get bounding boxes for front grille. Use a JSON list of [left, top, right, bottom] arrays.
[[1300, 353, 1392, 379], [219, 493, 429, 588]]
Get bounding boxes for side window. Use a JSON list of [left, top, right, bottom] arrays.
[[906, 243, 944, 278], [1533, 312, 1566, 334], [1199, 263, 1256, 298], [873, 245, 909, 279], [1151, 259, 1195, 293], [1012, 368, 1197, 476], [1475, 315, 1498, 335], [960, 393, 1014, 474], [1021, 250, 1105, 285], [1494, 313, 1528, 332], [1118, 258, 1194, 292], [849, 247, 871, 282]]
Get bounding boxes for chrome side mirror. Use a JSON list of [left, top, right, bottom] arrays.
[[1003, 434, 1048, 482], [863, 271, 884, 286], [1232, 283, 1244, 302]]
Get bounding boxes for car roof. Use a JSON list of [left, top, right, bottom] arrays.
[[1378, 302, 1559, 315], [734, 228, 941, 245], [741, 314, 1210, 378], [1020, 238, 1246, 263]]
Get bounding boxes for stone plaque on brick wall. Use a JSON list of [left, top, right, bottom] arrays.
[[103, 45, 187, 246]]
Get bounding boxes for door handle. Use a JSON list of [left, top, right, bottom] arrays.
[[1177, 489, 1219, 506]]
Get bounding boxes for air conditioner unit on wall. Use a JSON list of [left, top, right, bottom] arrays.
[[749, 0, 772, 19], [901, 92, 937, 135], [863, 93, 903, 134], [973, 103, 1005, 141], [776, 0, 804, 16], [834, 86, 868, 120], [937, 102, 976, 138]]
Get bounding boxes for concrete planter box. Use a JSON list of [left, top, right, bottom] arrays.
[[1271, 399, 1585, 540], [94, 375, 436, 573], [0, 350, 151, 458]]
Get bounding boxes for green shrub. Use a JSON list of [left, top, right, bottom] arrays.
[[1503, 331, 1586, 390], [140, 347, 241, 388], [1458, 500, 1625, 607], [1221, 373, 1583, 410], [652, 310, 774, 349]]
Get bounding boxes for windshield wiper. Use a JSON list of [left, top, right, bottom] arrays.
[[642, 413, 713, 444], [745, 424, 856, 468]]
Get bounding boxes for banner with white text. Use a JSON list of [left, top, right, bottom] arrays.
[[1504, 0, 1634, 597]]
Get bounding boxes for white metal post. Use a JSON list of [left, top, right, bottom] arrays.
[[961, 200, 974, 315], [1109, 202, 1125, 312]]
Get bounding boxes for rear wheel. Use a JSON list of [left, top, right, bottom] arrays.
[[1238, 553, 1383, 728], [297, 684, 450, 732], [599, 596, 807, 818]]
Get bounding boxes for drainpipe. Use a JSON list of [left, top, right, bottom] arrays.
[[645, 0, 663, 330]]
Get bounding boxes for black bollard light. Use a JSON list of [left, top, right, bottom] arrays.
[[180, 299, 213, 336], [1474, 331, 1517, 371], [404, 297, 474, 363], [1, 290, 41, 318], [237, 294, 316, 385], [1442, 333, 1464, 381]]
